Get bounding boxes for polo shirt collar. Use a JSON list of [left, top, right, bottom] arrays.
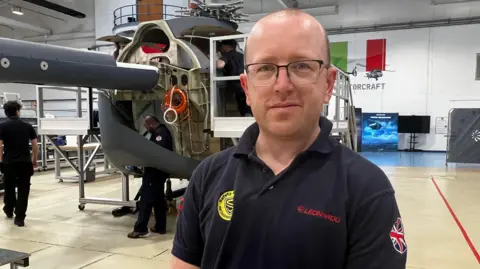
[[233, 116, 337, 157]]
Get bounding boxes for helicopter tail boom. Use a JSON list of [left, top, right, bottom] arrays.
[[0, 37, 159, 91]]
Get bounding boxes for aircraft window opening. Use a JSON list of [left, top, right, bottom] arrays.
[[142, 28, 170, 52], [170, 75, 178, 87], [181, 74, 188, 86]]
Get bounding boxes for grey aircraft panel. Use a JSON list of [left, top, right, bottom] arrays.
[[0, 38, 159, 91], [98, 94, 200, 179], [179, 41, 211, 70]]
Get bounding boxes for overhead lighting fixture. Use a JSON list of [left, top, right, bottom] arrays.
[[12, 6, 23, 15]]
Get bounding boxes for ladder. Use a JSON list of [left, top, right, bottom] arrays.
[[326, 68, 357, 151]]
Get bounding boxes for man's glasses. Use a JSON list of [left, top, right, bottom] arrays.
[[245, 60, 325, 86]]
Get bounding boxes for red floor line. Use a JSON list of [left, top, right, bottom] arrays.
[[430, 176, 480, 264]]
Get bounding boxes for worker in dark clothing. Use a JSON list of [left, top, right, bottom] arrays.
[[128, 115, 174, 238], [171, 10, 407, 269], [113, 42, 121, 60], [217, 40, 252, 117], [0, 101, 38, 227]]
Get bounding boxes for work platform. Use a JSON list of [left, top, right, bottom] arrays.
[[213, 117, 255, 138], [36, 85, 134, 212]]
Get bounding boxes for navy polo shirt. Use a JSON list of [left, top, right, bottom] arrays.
[[144, 124, 173, 178], [172, 117, 407, 269]]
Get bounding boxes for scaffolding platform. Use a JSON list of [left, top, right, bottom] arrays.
[[38, 117, 91, 136], [213, 117, 255, 138], [36, 85, 134, 211]]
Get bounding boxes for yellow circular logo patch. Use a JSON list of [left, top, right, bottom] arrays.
[[217, 190, 234, 221]]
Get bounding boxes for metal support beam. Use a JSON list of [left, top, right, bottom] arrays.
[[431, 0, 480, 5], [83, 143, 101, 172], [77, 135, 85, 199], [328, 16, 480, 35]]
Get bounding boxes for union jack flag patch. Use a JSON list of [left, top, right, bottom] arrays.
[[390, 217, 407, 254]]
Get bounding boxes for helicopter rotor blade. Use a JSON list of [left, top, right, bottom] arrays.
[[0, 37, 159, 91]]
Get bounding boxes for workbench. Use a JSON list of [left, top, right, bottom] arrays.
[[50, 142, 103, 182], [0, 248, 30, 268]]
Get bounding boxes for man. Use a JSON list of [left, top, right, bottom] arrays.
[[216, 39, 252, 117], [172, 9, 407, 269], [0, 101, 38, 227], [113, 42, 121, 60], [128, 115, 174, 238]]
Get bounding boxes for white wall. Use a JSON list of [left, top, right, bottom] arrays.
[[95, 0, 136, 41], [164, 0, 189, 19], [0, 0, 95, 42], [328, 24, 480, 151]]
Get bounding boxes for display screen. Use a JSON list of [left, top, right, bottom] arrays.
[[362, 113, 399, 152], [398, 115, 431, 134]]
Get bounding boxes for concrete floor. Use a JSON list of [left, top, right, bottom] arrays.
[[0, 152, 479, 268]]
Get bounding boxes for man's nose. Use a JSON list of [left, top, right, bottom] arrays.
[[274, 68, 293, 90]]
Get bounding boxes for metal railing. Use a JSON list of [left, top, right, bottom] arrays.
[[113, 3, 188, 27]]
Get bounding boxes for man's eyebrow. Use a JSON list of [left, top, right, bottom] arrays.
[[246, 55, 278, 65], [248, 55, 320, 65]]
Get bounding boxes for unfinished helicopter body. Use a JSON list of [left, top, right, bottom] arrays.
[[101, 16, 242, 178]]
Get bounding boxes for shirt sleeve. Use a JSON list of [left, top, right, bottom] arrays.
[[29, 125, 38, 140], [222, 54, 237, 74], [345, 191, 407, 269], [171, 163, 205, 267], [152, 127, 170, 148], [220, 55, 229, 65]]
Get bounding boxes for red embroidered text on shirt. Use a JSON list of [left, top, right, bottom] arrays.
[[297, 205, 341, 224]]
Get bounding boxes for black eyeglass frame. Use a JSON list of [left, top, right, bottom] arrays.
[[244, 59, 326, 85]]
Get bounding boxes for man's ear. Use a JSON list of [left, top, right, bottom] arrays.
[[240, 73, 251, 106], [324, 67, 337, 103]]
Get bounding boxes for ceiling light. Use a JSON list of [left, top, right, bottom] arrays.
[[12, 6, 23, 15]]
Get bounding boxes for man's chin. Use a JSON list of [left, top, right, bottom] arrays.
[[264, 121, 300, 137]]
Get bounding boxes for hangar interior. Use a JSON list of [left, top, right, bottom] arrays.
[[0, 0, 479, 268]]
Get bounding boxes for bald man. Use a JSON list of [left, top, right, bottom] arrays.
[[172, 9, 407, 269]]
